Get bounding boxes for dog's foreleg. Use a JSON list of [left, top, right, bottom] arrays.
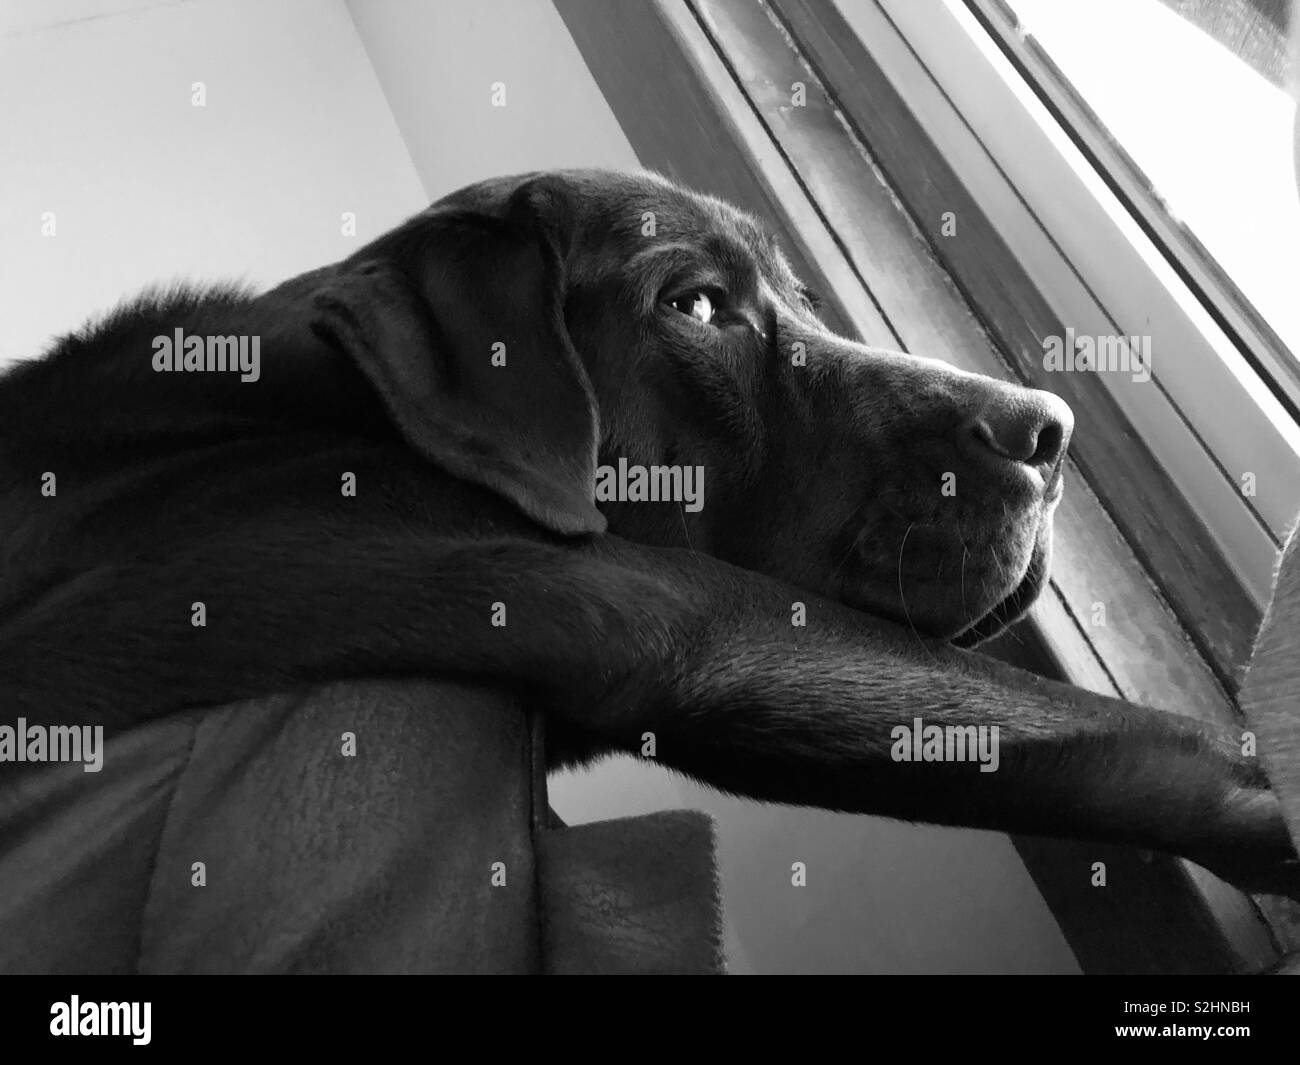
[[556, 539, 1298, 896], [2, 522, 1291, 893]]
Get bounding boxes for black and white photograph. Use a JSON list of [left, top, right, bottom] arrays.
[[3, 0, 1300, 1035]]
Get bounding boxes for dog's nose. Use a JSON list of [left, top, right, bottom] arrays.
[[960, 389, 1074, 486]]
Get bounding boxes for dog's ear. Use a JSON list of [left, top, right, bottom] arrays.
[[309, 185, 605, 537]]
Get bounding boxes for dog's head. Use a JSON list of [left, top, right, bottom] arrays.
[[308, 169, 1072, 645]]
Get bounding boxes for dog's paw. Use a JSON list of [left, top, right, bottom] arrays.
[[1183, 784, 1300, 900]]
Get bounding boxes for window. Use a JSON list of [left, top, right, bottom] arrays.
[[993, 0, 1300, 401]]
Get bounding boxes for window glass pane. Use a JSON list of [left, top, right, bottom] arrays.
[[1006, 0, 1300, 359]]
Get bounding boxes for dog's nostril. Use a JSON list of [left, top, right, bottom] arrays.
[[969, 416, 1041, 464], [1030, 421, 1064, 469]]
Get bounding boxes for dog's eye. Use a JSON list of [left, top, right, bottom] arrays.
[[668, 290, 717, 325]]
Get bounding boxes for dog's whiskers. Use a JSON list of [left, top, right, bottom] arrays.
[[675, 499, 698, 554], [896, 523, 937, 658], [827, 529, 861, 592], [959, 540, 970, 630]]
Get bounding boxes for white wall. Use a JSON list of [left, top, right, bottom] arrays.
[[0, 0, 426, 364], [347, 0, 637, 193], [0, 0, 1078, 973]]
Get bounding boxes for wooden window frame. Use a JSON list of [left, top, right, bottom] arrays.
[[965, 0, 1300, 427]]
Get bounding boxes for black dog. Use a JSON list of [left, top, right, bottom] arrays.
[[1, 169, 1295, 917]]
